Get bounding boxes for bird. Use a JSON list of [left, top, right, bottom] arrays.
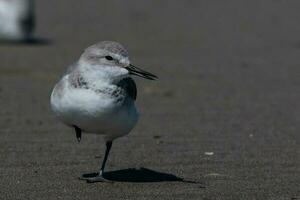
[[50, 41, 157, 183], [0, 0, 35, 41]]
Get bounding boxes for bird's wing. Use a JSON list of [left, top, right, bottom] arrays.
[[117, 77, 137, 100]]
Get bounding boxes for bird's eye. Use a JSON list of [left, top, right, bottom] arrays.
[[105, 56, 113, 61]]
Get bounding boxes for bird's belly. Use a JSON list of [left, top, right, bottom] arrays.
[[51, 88, 139, 140]]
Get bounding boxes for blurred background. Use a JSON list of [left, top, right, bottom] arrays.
[[0, 0, 299, 199]]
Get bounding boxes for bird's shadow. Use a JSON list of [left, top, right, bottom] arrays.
[[81, 167, 203, 186]]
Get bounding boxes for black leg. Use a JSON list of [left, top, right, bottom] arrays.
[[79, 141, 113, 183], [74, 126, 81, 142], [99, 141, 112, 176]]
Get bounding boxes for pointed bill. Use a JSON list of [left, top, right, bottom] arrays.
[[126, 64, 158, 80]]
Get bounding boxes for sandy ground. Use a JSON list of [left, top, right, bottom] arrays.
[[0, 0, 299, 199]]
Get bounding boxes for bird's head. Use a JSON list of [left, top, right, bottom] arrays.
[[79, 41, 157, 80]]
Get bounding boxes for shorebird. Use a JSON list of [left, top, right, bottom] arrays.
[[0, 0, 35, 41], [50, 41, 157, 183]]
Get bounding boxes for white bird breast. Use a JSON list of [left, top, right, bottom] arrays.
[[50, 75, 139, 141]]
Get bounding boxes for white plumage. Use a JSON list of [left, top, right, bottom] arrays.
[[50, 66, 139, 141]]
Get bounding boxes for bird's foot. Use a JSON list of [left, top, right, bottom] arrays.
[[79, 173, 112, 183]]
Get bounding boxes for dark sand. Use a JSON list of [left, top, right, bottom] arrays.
[[0, 0, 299, 199]]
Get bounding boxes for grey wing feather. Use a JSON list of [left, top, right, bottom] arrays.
[[117, 77, 137, 100]]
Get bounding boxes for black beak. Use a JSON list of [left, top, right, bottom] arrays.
[[125, 64, 158, 80]]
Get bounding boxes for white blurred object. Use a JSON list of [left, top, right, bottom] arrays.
[[204, 152, 214, 156], [0, 0, 34, 41]]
